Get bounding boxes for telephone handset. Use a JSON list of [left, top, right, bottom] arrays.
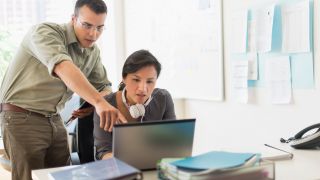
[[280, 123, 320, 149]]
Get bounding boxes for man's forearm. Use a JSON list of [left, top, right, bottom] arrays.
[[99, 89, 112, 97], [54, 60, 126, 132], [54, 60, 105, 107]]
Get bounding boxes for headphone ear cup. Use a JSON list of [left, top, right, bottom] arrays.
[[129, 104, 145, 118]]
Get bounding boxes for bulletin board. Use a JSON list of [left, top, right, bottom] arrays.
[[247, 0, 314, 89], [123, 0, 224, 101]]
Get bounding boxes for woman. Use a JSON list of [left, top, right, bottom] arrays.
[[93, 49, 176, 160]]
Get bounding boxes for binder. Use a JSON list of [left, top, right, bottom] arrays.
[[49, 157, 142, 180]]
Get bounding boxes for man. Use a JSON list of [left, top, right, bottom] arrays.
[[0, 0, 126, 179]]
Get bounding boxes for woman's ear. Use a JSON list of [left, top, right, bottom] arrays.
[[121, 80, 126, 87], [118, 81, 126, 91]]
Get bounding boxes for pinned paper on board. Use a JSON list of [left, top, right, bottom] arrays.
[[248, 19, 257, 52], [248, 53, 258, 80], [198, 0, 215, 11], [252, 4, 275, 53], [231, 60, 248, 104], [265, 56, 292, 104], [230, 9, 248, 53], [281, 0, 310, 53]]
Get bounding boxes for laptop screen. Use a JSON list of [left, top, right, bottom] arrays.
[[112, 119, 196, 170]]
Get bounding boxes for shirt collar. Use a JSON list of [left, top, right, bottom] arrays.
[[65, 22, 78, 45]]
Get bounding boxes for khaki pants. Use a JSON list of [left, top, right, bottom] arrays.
[[0, 111, 70, 180]]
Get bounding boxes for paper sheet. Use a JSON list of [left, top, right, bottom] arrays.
[[265, 56, 292, 104], [291, 53, 314, 88], [247, 19, 257, 52], [198, 0, 215, 11], [231, 60, 248, 103], [248, 53, 258, 80], [253, 4, 275, 53], [230, 9, 248, 53], [281, 0, 310, 53]]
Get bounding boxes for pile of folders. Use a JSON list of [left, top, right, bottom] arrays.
[[157, 151, 275, 180]]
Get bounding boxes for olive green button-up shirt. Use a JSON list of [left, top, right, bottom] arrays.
[[0, 22, 111, 115]]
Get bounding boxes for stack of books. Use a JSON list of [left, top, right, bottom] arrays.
[[157, 151, 274, 180]]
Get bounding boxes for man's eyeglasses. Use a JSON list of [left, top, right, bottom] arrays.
[[77, 18, 105, 33]]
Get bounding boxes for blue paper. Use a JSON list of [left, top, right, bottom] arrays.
[[170, 151, 256, 170], [271, 5, 282, 52], [291, 53, 314, 89]]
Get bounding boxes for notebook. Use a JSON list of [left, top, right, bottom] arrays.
[[113, 119, 196, 170], [49, 157, 142, 180], [170, 151, 257, 170]]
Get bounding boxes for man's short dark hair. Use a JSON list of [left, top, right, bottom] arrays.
[[74, 0, 107, 16]]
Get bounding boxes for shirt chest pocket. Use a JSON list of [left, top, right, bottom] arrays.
[[68, 47, 95, 77], [70, 55, 92, 76]]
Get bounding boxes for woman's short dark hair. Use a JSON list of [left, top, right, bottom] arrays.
[[119, 50, 161, 90], [74, 0, 107, 16]]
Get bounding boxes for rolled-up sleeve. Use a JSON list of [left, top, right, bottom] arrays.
[[25, 23, 72, 77]]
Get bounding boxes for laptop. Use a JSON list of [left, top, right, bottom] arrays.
[[112, 119, 196, 170]]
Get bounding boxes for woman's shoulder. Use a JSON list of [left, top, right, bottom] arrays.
[[103, 92, 117, 105], [152, 88, 172, 99]]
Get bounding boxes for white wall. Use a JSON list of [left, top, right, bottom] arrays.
[[99, 0, 126, 91], [183, 0, 320, 155], [115, 0, 320, 155]]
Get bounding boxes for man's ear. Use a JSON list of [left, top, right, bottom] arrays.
[[71, 14, 76, 23]]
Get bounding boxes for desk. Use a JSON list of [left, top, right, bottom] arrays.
[[224, 143, 320, 180], [275, 148, 320, 180], [32, 145, 320, 180]]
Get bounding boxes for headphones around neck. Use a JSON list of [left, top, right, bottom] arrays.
[[121, 88, 152, 119]]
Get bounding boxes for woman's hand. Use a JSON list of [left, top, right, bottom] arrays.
[[102, 152, 113, 160], [71, 107, 94, 119]]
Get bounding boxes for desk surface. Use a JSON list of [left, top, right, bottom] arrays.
[[225, 143, 320, 180], [32, 144, 320, 180], [275, 147, 320, 180]]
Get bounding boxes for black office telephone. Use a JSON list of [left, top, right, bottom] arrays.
[[280, 123, 320, 149]]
